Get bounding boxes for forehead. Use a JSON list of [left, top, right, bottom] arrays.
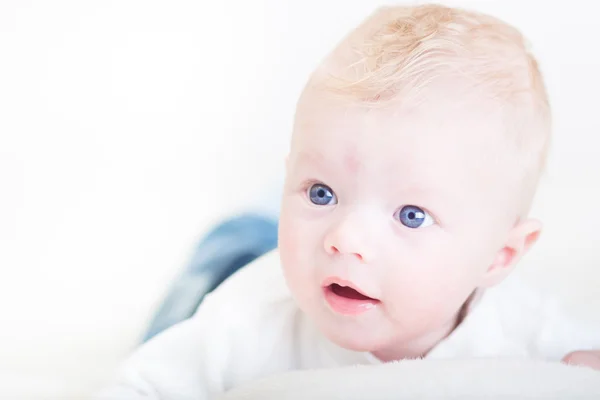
[[291, 100, 509, 189]]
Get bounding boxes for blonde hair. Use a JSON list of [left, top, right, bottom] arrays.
[[301, 4, 551, 215]]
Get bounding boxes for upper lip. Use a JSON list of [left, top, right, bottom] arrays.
[[321, 276, 379, 300]]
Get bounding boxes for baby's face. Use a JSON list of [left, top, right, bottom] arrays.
[[279, 98, 524, 359]]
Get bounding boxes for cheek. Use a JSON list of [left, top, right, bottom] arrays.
[[382, 237, 490, 321], [278, 206, 320, 301], [278, 211, 300, 276], [279, 201, 313, 256], [278, 197, 328, 269]]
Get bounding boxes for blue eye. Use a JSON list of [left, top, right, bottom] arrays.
[[396, 205, 434, 229], [308, 183, 337, 206]]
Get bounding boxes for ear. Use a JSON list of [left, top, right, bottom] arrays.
[[479, 218, 542, 288]]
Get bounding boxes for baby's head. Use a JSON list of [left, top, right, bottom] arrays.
[[278, 4, 551, 361]]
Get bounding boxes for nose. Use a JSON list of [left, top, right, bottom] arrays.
[[323, 211, 374, 263]]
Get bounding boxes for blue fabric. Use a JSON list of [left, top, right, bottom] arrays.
[[142, 213, 278, 342]]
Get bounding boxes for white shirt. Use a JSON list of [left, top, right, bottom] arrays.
[[97, 250, 600, 400]]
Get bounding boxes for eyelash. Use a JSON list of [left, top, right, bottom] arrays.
[[301, 180, 324, 200], [300, 179, 320, 194]]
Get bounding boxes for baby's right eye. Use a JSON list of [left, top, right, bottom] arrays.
[[307, 183, 337, 206]]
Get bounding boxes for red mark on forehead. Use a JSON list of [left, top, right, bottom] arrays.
[[343, 149, 362, 174]]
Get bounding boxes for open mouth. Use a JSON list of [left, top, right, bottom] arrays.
[[323, 281, 380, 315], [329, 283, 376, 301]]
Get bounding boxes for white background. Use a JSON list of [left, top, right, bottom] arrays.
[[1, 0, 599, 398]]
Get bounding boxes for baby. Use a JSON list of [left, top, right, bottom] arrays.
[[98, 4, 600, 399]]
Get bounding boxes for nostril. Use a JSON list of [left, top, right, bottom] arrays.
[[328, 246, 364, 261]]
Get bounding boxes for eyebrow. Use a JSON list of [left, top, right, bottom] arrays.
[[295, 151, 429, 192], [294, 150, 458, 216], [295, 150, 365, 176], [295, 151, 324, 165], [292, 151, 331, 174]]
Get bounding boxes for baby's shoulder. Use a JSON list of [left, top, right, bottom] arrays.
[[199, 249, 296, 324], [483, 275, 548, 324], [478, 275, 600, 359]]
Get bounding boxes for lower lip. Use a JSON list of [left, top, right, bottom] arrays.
[[323, 287, 380, 315]]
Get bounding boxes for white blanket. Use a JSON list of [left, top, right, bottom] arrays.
[[220, 358, 600, 399]]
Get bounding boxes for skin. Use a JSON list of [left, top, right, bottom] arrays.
[[277, 92, 600, 368]]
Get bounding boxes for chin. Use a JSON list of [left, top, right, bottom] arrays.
[[318, 318, 386, 353]]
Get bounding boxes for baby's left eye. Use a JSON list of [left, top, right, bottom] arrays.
[[395, 205, 434, 229]]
